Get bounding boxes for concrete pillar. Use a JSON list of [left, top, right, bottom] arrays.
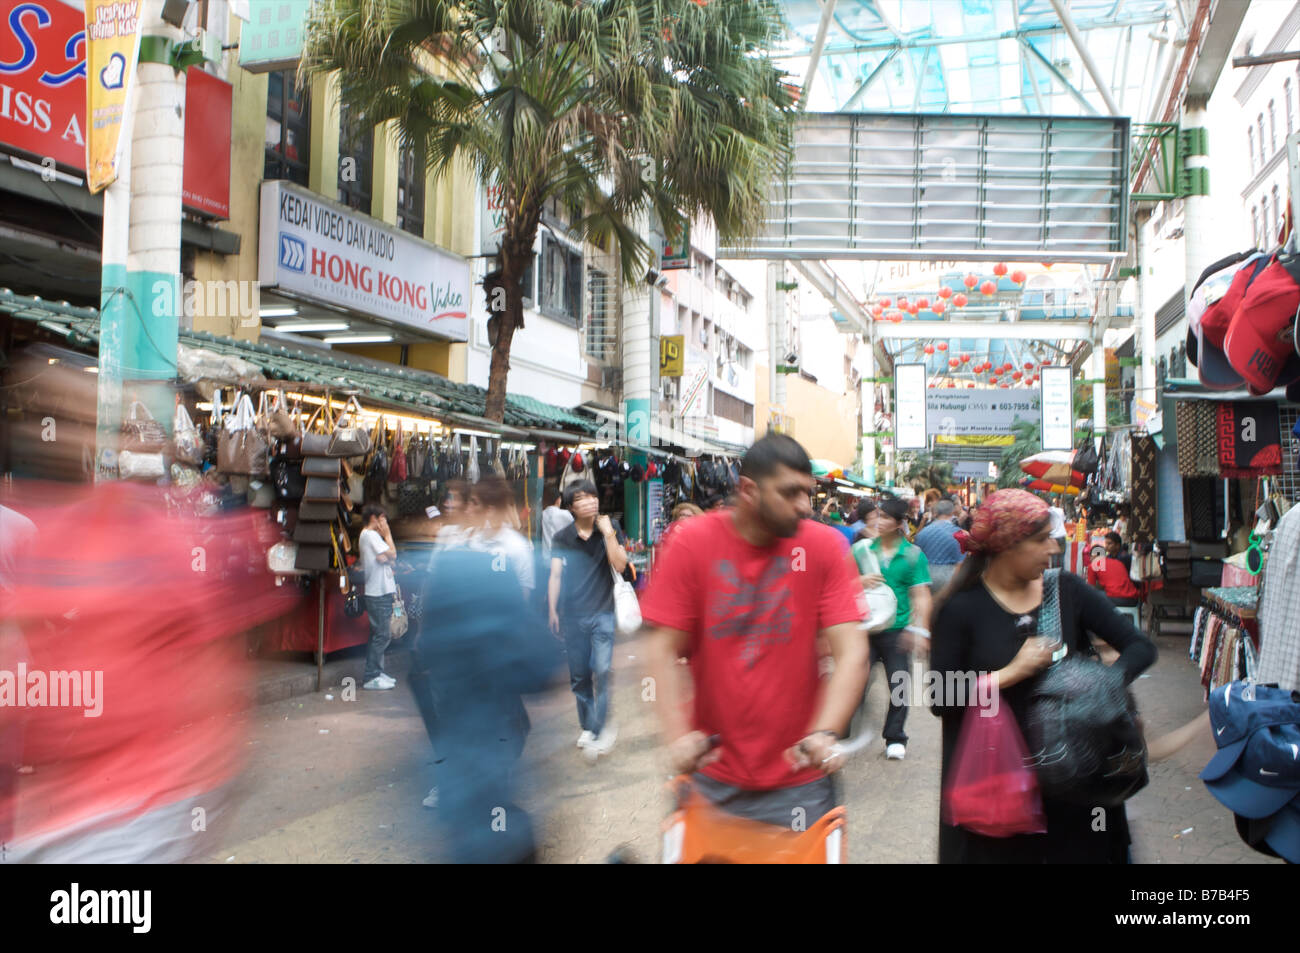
[[861, 335, 876, 482], [1182, 98, 1212, 310], [1091, 343, 1107, 438], [1133, 210, 1157, 416]]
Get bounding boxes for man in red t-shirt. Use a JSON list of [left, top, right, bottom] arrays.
[[641, 434, 869, 827], [1087, 532, 1139, 606]]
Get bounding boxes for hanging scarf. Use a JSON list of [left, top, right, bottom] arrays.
[[954, 489, 1048, 555]]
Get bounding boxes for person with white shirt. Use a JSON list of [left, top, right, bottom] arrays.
[[466, 477, 535, 597], [1046, 496, 1068, 569], [359, 504, 399, 690], [540, 481, 573, 565]]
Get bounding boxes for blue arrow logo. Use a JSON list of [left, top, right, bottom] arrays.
[[279, 234, 306, 272]]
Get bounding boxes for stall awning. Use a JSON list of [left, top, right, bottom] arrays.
[[580, 407, 740, 457], [0, 289, 603, 438]]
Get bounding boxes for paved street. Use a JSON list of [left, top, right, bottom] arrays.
[[197, 626, 1280, 865]]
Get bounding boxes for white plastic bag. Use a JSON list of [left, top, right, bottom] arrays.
[[118, 449, 165, 480], [611, 567, 642, 635], [173, 402, 204, 465]]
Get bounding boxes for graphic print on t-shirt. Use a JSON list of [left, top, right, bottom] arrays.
[[708, 557, 794, 669]]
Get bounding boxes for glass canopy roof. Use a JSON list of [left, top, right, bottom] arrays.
[[775, 0, 1182, 119]]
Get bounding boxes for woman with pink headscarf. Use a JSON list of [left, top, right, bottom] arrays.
[[929, 489, 1157, 864]]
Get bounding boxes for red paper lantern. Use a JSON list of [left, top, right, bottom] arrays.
[[936, 342, 948, 352], [960, 353, 970, 363], [952, 293, 968, 308], [1000, 383, 1010, 389], [963, 273, 978, 290], [1011, 269, 1027, 285], [1002, 363, 1013, 373], [897, 296, 909, 310], [931, 300, 946, 315], [889, 311, 904, 324], [980, 279, 997, 296], [917, 297, 930, 310], [1042, 262, 1053, 270], [872, 303, 883, 317], [1024, 362, 1034, 371], [949, 358, 960, 369], [907, 303, 919, 315], [989, 376, 999, 384], [923, 344, 935, 355], [967, 383, 976, 389], [947, 381, 956, 389], [937, 286, 953, 300], [993, 262, 1008, 277], [1013, 371, 1023, 381], [880, 297, 891, 308]]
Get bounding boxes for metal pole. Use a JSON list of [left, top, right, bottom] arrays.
[[800, 0, 841, 110], [316, 579, 325, 692], [1048, 0, 1122, 115]]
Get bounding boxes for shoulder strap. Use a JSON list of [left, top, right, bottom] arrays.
[[1038, 569, 1063, 644]]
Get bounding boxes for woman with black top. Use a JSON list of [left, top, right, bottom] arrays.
[[929, 489, 1157, 863]]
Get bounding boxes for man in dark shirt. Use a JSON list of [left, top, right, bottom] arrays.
[[548, 480, 629, 762]]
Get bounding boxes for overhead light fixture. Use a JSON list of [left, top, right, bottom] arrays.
[[325, 334, 393, 344], [272, 321, 349, 333], [84, 366, 98, 373], [260, 307, 300, 319]]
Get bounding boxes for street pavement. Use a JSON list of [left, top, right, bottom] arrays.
[[197, 626, 1281, 864]]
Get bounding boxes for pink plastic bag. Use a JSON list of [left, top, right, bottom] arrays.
[[942, 677, 1047, 837]]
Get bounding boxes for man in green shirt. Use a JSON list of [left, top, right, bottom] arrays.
[[862, 496, 932, 760]]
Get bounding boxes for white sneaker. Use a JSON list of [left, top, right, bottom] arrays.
[[379, 673, 397, 687], [422, 787, 439, 809], [885, 743, 906, 760], [363, 676, 394, 691], [592, 723, 618, 755], [576, 730, 595, 750]]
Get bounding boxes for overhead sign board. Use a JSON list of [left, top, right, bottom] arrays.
[[894, 363, 927, 450], [0, 1, 231, 217], [925, 388, 1038, 438], [954, 460, 998, 480], [659, 334, 684, 377], [722, 112, 1130, 263], [259, 179, 471, 341], [1040, 365, 1074, 451]]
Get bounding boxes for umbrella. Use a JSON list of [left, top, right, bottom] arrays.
[[809, 459, 845, 481], [1019, 450, 1085, 488]]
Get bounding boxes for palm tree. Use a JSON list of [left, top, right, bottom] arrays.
[[302, 0, 796, 421], [898, 451, 953, 494], [997, 419, 1042, 489]]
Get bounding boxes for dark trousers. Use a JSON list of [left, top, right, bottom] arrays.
[[868, 627, 910, 746], [363, 593, 395, 682]]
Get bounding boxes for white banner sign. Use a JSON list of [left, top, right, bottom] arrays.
[[895, 363, 927, 450], [925, 389, 1039, 437], [1040, 366, 1074, 451], [954, 460, 999, 480], [259, 180, 471, 342]]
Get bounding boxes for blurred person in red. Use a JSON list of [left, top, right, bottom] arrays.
[[641, 434, 869, 829], [0, 480, 284, 863], [1087, 533, 1139, 607]]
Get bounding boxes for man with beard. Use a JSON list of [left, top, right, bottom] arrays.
[[641, 434, 869, 831]]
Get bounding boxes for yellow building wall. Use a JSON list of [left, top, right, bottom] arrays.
[[755, 363, 860, 468]]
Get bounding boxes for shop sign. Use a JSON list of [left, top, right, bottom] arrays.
[[1040, 365, 1073, 451], [0, 0, 232, 217], [659, 334, 683, 377], [259, 179, 471, 342], [661, 220, 689, 270], [925, 388, 1037, 438], [481, 180, 504, 257], [680, 361, 709, 418], [954, 460, 998, 480]]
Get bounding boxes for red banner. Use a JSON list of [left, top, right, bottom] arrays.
[[0, 0, 230, 218]]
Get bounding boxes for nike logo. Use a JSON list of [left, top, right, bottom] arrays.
[[1217, 726, 1226, 735], [1260, 769, 1280, 777]]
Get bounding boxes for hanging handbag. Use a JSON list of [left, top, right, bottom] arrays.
[[1072, 440, 1100, 476], [344, 584, 365, 619], [294, 543, 332, 572], [301, 455, 342, 478], [389, 422, 408, 483], [1023, 570, 1150, 808], [466, 435, 480, 484], [299, 403, 332, 456], [303, 475, 342, 502], [328, 396, 371, 458], [267, 541, 305, 575], [218, 392, 270, 476], [271, 455, 306, 501], [121, 399, 167, 452], [172, 401, 204, 465], [298, 499, 338, 522], [390, 584, 410, 640], [942, 675, 1047, 837], [293, 521, 335, 545], [263, 389, 298, 440], [118, 449, 165, 480]]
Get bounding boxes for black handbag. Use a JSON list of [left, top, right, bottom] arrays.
[[1023, 571, 1149, 807], [271, 455, 306, 501], [294, 543, 332, 572], [398, 479, 429, 516], [1073, 441, 1100, 476], [344, 585, 365, 619]]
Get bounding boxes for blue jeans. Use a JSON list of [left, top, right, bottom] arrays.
[[364, 593, 395, 682], [561, 611, 615, 736]]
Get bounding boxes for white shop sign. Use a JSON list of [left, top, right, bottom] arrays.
[[259, 180, 471, 342], [925, 389, 1038, 437], [894, 363, 927, 450]]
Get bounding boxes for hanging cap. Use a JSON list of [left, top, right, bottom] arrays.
[[571, 452, 584, 472], [1223, 257, 1300, 394]]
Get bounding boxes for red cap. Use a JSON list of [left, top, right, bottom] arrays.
[[1223, 260, 1300, 393], [571, 452, 584, 472], [1202, 258, 1269, 348]]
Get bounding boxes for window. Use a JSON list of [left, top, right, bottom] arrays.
[[264, 70, 311, 185], [584, 267, 616, 363], [1252, 205, 1260, 245], [337, 99, 374, 214], [396, 141, 426, 237], [1270, 100, 1278, 154], [1262, 197, 1271, 244], [1259, 115, 1267, 164], [712, 389, 754, 427], [1287, 79, 1295, 134], [1273, 185, 1282, 241], [539, 234, 582, 325], [1248, 127, 1256, 174]]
